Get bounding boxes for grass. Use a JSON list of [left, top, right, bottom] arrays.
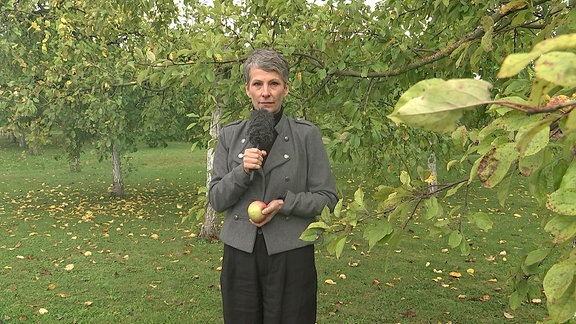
[[0, 137, 554, 323]]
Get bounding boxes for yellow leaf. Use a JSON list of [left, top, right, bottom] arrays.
[[216, 266, 222, 271], [55, 293, 70, 298], [38, 308, 49, 315], [466, 268, 475, 275], [324, 279, 336, 285], [503, 312, 514, 319], [424, 173, 436, 184], [449, 271, 462, 278], [64, 264, 74, 271], [457, 294, 467, 299], [29, 21, 41, 32], [84, 301, 93, 307], [47, 283, 56, 290], [150, 233, 159, 239]]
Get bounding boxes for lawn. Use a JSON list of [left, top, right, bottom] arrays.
[[0, 137, 553, 323]]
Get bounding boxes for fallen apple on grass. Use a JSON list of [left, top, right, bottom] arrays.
[[247, 200, 267, 223]]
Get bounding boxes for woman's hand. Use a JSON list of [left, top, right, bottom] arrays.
[[243, 148, 267, 174], [250, 199, 284, 227]]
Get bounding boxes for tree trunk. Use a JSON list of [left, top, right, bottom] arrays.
[[111, 142, 124, 197], [69, 155, 81, 172], [428, 152, 438, 195], [199, 88, 223, 240], [18, 134, 26, 148]]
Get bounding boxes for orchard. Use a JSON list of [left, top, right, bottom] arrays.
[[1, 0, 575, 321]]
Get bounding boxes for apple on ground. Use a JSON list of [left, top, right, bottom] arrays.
[[247, 200, 267, 223]]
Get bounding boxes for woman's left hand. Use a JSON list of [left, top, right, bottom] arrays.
[[250, 199, 284, 227]]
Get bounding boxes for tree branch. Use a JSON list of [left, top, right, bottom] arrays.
[[304, 0, 553, 79]]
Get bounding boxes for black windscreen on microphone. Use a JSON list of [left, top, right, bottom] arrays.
[[248, 109, 275, 150]]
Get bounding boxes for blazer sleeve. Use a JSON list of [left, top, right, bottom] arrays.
[[208, 126, 251, 212], [279, 123, 339, 218]]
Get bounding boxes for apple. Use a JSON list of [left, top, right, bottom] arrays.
[[247, 200, 267, 223]]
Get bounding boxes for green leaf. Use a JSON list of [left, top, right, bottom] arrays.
[[496, 173, 512, 206], [363, 220, 393, 250], [547, 190, 576, 216], [477, 143, 519, 188], [396, 79, 445, 108], [388, 79, 493, 132], [535, 52, 576, 87], [444, 181, 465, 198], [448, 230, 462, 248], [459, 238, 471, 256], [523, 248, 551, 267], [480, 16, 494, 51], [498, 53, 540, 78], [509, 290, 524, 310], [146, 49, 156, 62], [353, 188, 365, 207], [509, 275, 530, 309], [470, 211, 493, 231], [399, 171, 411, 186], [559, 160, 576, 190], [515, 118, 551, 157], [422, 197, 443, 220], [499, 33, 576, 78], [543, 260, 576, 323], [533, 33, 576, 53], [326, 235, 347, 259], [544, 215, 576, 243], [299, 228, 322, 242], [518, 150, 544, 176], [565, 108, 576, 133], [306, 221, 330, 230]]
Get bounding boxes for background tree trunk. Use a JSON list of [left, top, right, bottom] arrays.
[[111, 142, 124, 197], [199, 76, 223, 240]]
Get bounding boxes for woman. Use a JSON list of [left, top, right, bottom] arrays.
[[209, 48, 339, 324]]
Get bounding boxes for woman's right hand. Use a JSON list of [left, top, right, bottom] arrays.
[[243, 148, 267, 174]]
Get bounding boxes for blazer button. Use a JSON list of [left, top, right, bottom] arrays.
[[284, 176, 290, 182], [234, 215, 239, 220], [285, 216, 290, 221], [284, 136, 289, 142]]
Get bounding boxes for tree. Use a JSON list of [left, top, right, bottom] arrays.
[[386, 34, 576, 323], [0, 0, 197, 195]]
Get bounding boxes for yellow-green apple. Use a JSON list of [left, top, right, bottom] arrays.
[[247, 200, 267, 223]]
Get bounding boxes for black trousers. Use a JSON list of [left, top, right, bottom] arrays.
[[221, 233, 317, 324]]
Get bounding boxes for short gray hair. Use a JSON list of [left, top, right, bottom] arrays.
[[243, 49, 290, 84]]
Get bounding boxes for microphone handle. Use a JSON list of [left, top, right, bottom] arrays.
[[249, 145, 260, 182]]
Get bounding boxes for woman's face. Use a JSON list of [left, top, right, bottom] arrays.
[[245, 68, 289, 114]]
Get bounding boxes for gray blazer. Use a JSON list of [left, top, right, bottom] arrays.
[[209, 114, 339, 255]]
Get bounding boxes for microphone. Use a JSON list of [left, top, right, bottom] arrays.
[[247, 109, 275, 180]]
